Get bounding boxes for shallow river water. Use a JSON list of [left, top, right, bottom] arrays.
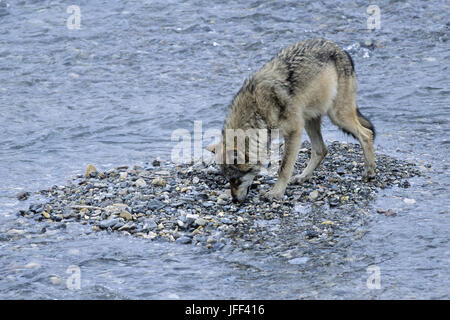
[[0, 0, 448, 299]]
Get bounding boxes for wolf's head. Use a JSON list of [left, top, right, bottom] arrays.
[[206, 142, 261, 203]]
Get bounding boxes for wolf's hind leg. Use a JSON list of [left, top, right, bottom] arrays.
[[329, 109, 375, 179], [292, 117, 327, 184]]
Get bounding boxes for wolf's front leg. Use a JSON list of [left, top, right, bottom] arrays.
[[266, 130, 303, 200]]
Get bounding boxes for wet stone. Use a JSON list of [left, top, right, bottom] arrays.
[[221, 218, 233, 225], [194, 218, 207, 227], [119, 211, 133, 221], [99, 218, 119, 229], [309, 190, 319, 201], [17, 191, 30, 201], [135, 178, 147, 188], [84, 164, 97, 178], [29, 203, 44, 213], [147, 200, 166, 211], [305, 230, 318, 239], [176, 236, 192, 244]]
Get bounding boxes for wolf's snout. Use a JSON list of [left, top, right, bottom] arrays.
[[231, 185, 250, 203]]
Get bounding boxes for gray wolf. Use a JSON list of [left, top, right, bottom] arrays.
[[206, 38, 376, 203]]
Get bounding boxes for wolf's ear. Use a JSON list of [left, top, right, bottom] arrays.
[[257, 80, 290, 107], [225, 148, 246, 165], [205, 143, 219, 154]]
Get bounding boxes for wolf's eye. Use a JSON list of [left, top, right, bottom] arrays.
[[229, 178, 239, 185]]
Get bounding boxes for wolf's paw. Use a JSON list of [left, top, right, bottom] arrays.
[[291, 174, 309, 185], [264, 187, 285, 201], [363, 168, 376, 181]]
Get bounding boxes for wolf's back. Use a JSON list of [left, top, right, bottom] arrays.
[[277, 38, 355, 80], [277, 39, 375, 139]]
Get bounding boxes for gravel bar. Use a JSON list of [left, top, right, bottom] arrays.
[[17, 141, 421, 249]]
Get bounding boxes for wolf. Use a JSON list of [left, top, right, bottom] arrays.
[[206, 39, 376, 203]]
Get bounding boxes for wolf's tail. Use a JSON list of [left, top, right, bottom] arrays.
[[356, 108, 376, 140], [330, 48, 356, 78], [332, 48, 376, 140], [340, 107, 376, 141]]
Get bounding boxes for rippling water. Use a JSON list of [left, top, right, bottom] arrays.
[[0, 0, 448, 299]]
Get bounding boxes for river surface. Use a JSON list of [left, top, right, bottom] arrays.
[[0, 0, 448, 299]]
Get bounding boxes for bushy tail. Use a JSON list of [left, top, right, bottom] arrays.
[[334, 48, 376, 141], [331, 48, 355, 78], [357, 108, 376, 140]]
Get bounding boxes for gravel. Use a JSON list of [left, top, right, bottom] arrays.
[[17, 141, 421, 249]]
